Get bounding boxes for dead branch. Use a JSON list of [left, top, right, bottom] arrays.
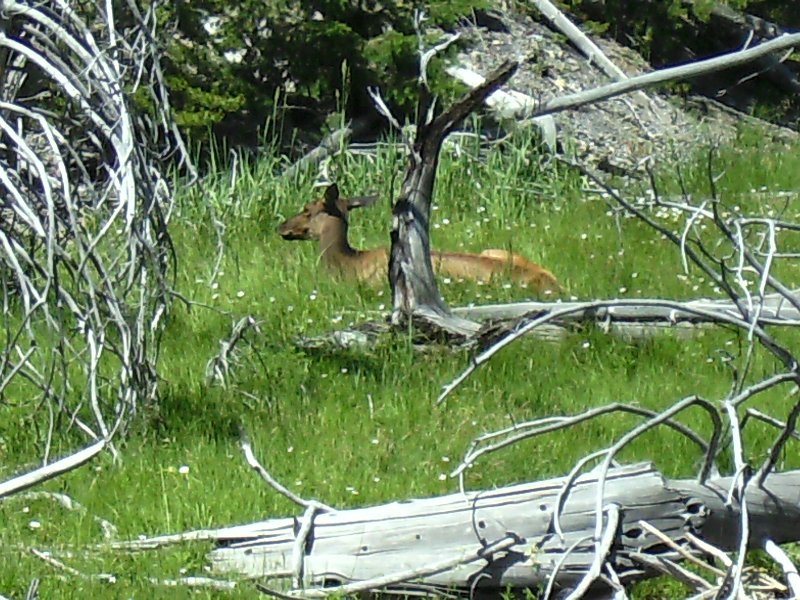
[[0, 440, 106, 498], [371, 14, 521, 339], [29, 548, 116, 584], [763, 539, 800, 598], [0, 0, 185, 470], [24, 580, 38, 600], [147, 576, 237, 591], [282, 115, 380, 180], [240, 432, 335, 514], [385, 59, 518, 337], [438, 298, 797, 404], [205, 316, 261, 387], [529, 0, 631, 84], [450, 32, 800, 120], [453, 293, 800, 324], [445, 65, 558, 150]]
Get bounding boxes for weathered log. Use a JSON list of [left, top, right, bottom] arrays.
[[203, 463, 800, 596], [454, 293, 800, 324], [282, 115, 380, 180], [290, 293, 800, 354]]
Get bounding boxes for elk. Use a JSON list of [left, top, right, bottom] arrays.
[[277, 184, 561, 294]]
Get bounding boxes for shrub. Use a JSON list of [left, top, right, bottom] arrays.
[[160, 0, 487, 146]]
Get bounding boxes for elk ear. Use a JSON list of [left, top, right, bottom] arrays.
[[347, 194, 379, 210], [323, 184, 340, 209]]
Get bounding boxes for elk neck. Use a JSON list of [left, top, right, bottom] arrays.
[[317, 212, 359, 265]]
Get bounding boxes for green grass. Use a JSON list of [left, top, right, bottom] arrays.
[[1, 126, 800, 598]]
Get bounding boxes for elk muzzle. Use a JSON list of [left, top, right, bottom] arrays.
[[276, 218, 307, 240]]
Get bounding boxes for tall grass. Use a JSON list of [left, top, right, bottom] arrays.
[[1, 126, 799, 598]]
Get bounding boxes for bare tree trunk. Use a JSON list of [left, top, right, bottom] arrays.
[[389, 61, 519, 338]]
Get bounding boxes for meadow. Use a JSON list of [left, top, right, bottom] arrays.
[[1, 125, 800, 598]]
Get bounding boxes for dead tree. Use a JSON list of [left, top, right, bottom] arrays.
[[380, 59, 519, 339], [0, 0, 186, 468]]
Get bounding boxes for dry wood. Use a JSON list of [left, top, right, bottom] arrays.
[[0, 440, 105, 499], [30, 548, 116, 584], [148, 576, 237, 591], [763, 540, 800, 598], [200, 463, 800, 597], [282, 115, 379, 180], [454, 293, 800, 325], [445, 65, 558, 149], [529, 0, 630, 83], [0, 0, 184, 470], [205, 316, 262, 387], [382, 56, 520, 337]]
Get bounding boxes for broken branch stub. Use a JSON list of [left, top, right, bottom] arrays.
[[388, 60, 519, 338]]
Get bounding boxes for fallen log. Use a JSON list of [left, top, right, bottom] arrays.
[[455, 293, 800, 324], [282, 115, 380, 180], [197, 463, 800, 597]]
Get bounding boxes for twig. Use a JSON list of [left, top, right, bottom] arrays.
[[24, 579, 38, 600], [205, 316, 261, 387], [638, 520, 726, 578], [291, 504, 319, 589], [629, 552, 713, 591], [451, 402, 715, 489], [563, 503, 620, 600], [685, 532, 733, 568], [721, 399, 749, 600], [147, 576, 237, 591], [542, 534, 593, 600], [756, 397, 800, 485], [240, 431, 335, 513], [5, 491, 118, 539], [438, 299, 781, 404], [419, 31, 461, 89], [741, 408, 800, 442], [29, 548, 116, 583], [110, 528, 243, 551], [763, 540, 800, 598]]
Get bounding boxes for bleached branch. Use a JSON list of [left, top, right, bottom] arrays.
[[450, 32, 800, 120], [763, 540, 800, 598], [0, 440, 106, 498], [240, 433, 335, 513]]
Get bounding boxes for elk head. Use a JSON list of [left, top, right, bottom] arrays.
[[277, 184, 379, 241]]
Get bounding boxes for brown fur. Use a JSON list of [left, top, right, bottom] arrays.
[[277, 184, 561, 294]]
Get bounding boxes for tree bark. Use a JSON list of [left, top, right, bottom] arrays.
[[389, 61, 519, 339]]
